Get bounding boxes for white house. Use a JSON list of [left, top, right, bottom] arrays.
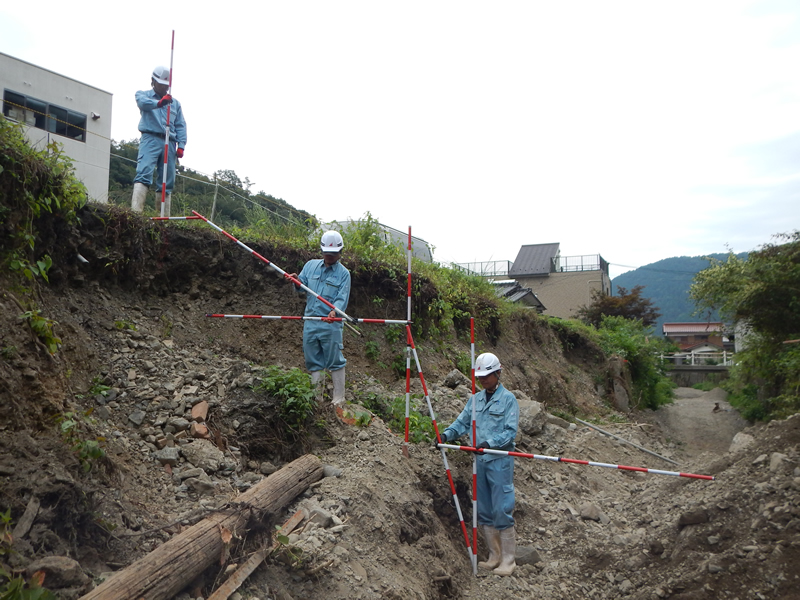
[[1, 52, 112, 202]]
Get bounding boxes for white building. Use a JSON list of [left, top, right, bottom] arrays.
[[1, 52, 112, 202]]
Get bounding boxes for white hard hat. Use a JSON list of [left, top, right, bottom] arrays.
[[320, 230, 344, 253], [152, 66, 170, 85], [475, 353, 502, 377]]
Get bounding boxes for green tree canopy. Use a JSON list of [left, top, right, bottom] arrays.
[[690, 232, 800, 340], [576, 285, 661, 328], [689, 232, 800, 420]]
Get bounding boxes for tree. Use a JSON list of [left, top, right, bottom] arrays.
[[689, 232, 800, 420], [576, 285, 661, 328], [690, 232, 800, 340]]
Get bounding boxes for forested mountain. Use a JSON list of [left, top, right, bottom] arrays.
[[611, 253, 748, 336]]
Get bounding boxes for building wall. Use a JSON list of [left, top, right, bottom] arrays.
[[516, 270, 610, 319], [1, 53, 113, 202]]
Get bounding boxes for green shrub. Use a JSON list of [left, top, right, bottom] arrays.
[[55, 410, 106, 472], [256, 366, 317, 430], [355, 392, 434, 443]]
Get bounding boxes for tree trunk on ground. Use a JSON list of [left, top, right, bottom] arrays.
[[80, 454, 323, 600]]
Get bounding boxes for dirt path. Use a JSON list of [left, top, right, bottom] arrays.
[[653, 387, 750, 457]]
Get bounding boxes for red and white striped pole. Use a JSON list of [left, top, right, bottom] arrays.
[[403, 227, 412, 457], [160, 30, 175, 218], [191, 211, 360, 334], [150, 216, 201, 221], [470, 318, 477, 575], [406, 325, 474, 563], [436, 444, 715, 480], [205, 314, 410, 324]]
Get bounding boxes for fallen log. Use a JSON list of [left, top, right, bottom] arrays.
[[80, 454, 323, 600], [207, 509, 305, 600]]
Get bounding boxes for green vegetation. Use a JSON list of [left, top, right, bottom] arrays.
[[577, 285, 661, 328], [690, 232, 800, 420], [692, 381, 718, 392], [354, 391, 434, 443], [56, 410, 107, 472], [0, 119, 86, 274], [19, 310, 60, 355], [1, 512, 56, 599], [364, 340, 380, 361], [551, 316, 674, 410], [114, 319, 137, 331], [256, 366, 317, 430]]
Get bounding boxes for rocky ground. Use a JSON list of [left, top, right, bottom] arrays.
[[1, 207, 799, 600]]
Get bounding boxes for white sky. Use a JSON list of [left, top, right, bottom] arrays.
[[2, 1, 798, 279]]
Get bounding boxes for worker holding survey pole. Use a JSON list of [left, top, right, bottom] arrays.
[[287, 231, 351, 412], [438, 352, 519, 576]]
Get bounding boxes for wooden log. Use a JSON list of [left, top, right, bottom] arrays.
[[207, 509, 305, 600], [80, 454, 323, 600]]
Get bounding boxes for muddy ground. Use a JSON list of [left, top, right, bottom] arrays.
[[1, 204, 799, 600]]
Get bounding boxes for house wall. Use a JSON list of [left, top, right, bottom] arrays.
[[515, 270, 611, 319], [1, 53, 113, 202]]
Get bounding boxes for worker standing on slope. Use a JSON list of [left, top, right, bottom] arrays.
[[131, 66, 187, 216], [287, 231, 351, 414], [438, 352, 519, 576]]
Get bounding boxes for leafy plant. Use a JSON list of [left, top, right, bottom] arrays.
[[354, 391, 434, 443], [114, 319, 137, 331], [455, 351, 472, 377], [384, 325, 403, 345], [1, 511, 56, 599], [355, 411, 373, 427], [256, 366, 317, 430], [364, 341, 380, 361], [19, 310, 60, 354], [56, 410, 107, 472], [88, 377, 111, 398], [9, 254, 52, 283]]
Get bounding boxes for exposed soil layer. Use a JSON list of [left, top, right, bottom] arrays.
[[1, 203, 798, 600]]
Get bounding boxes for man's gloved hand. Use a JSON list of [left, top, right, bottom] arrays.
[[176, 147, 184, 159], [477, 441, 490, 450], [157, 94, 173, 108], [435, 432, 448, 449]]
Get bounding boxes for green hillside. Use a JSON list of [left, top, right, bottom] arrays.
[[612, 253, 748, 336]]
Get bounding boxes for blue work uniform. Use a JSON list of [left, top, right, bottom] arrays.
[[297, 259, 351, 372], [443, 383, 519, 530], [133, 89, 187, 194]]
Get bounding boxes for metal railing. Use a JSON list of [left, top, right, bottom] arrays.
[[452, 260, 512, 277], [660, 351, 734, 366], [553, 254, 609, 274]]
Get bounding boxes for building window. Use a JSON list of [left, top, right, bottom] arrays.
[[3, 89, 87, 143]]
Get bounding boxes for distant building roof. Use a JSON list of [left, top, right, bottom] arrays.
[[663, 322, 724, 335], [492, 281, 545, 312], [508, 243, 560, 277]]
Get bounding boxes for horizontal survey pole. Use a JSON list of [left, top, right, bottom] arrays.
[[150, 216, 203, 220], [436, 444, 714, 480], [205, 314, 411, 324]]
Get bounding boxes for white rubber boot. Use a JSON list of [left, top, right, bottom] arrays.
[[131, 183, 148, 212], [478, 525, 502, 570], [162, 192, 171, 217], [310, 371, 324, 402], [493, 526, 516, 576], [331, 368, 346, 406]]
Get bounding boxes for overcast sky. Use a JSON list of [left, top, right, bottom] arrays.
[[2, 1, 798, 279]]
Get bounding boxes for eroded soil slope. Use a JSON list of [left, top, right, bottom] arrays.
[[1, 204, 798, 600]]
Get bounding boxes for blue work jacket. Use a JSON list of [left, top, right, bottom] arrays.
[[298, 259, 351, 324], [443, 383, 518, 460], [135, 89, 187, 148]]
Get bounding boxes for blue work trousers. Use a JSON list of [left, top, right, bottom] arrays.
[[134, 132, 177, 194], [303, 322, 346, 372], [476, 454, 515, 530]]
